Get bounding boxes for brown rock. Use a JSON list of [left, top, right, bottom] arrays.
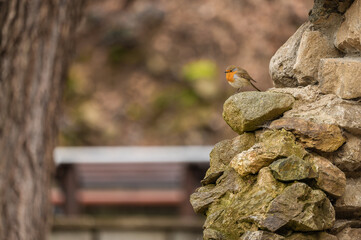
[[307, 154, 346, 197], [335, 177, 361, 218], [281, 93, 361, 136], [337, 227, 361, 240], [230, 130, 306, 177], [270, 118, 345, 152], [319, 58, 361, 99], [335, 0, 361, 54], [323, 132, 361, 174], [293, 31, 340, 86]]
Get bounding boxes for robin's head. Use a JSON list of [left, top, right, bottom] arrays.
[[225, 65, 237, 73]]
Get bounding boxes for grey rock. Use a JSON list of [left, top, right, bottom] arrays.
[[261, 182, 335, 232], [269, 155, 315, 182], [282, 93, 361, 136], [241, 231, 285, 240], [285, 232, 337, 240], [203, 133, 255, 184], [203, 168, 285, 239], [269, 22, 311, 87], [335, 177, 361, 218], [190, 169, 251, 214]]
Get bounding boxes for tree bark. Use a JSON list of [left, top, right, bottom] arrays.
[[0, 1, 84, 239]]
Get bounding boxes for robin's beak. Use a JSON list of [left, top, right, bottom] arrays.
[[224, 71, 227, 73]]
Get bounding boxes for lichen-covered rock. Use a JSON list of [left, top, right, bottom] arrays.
[[241, 231, 285, 240], [335, 177, 361, 218], [285, 232, 337, 240], [307, 154, 346, 197], [260, 182, 335, 232], [203, 133, 255, 184], [203, 168, 286, 240], [335, 0, 361, 54], [319, 58, 361, 99], [230, 130, 306, 177], [309, 0, 352, 24], [269, 155, 315, 182], [269, 22, 311, 87], [198, 169, 335, 239], [190, 169, 252, 214], [270, 117, 345, 152], [203, 228, 226, 240], [293, 31, 340, 86], [222, 92, 294, 134]]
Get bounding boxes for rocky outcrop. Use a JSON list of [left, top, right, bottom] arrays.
[[191, 0, 361, 239]]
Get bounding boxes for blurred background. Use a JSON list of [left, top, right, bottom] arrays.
[[51, 0, 313, 239]]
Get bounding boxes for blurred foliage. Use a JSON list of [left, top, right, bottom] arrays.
[[59, 0, 312, 146], [182, 60, 217, 83]]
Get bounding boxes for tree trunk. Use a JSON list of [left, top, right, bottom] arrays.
[[0, 1, 84, 239]]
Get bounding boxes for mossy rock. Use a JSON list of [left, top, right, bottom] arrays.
[[223, 92, 294, 134]]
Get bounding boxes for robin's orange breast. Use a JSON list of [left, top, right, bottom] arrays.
[[226, 72, 236, 82]]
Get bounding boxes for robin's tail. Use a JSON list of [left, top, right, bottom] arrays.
[[250, 81, 261, 91]]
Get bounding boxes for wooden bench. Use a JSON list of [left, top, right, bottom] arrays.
[[53, 146, 212, 216]]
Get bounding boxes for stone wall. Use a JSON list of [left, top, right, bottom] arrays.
[[190, 0, 361, 239]]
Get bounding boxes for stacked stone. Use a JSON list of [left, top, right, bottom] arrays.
[[190, 0, 361, 239]]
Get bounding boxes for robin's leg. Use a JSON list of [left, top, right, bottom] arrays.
[[237, 88, 241, 93]]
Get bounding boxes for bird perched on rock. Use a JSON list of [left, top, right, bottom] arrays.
[[225, 65, 261, 92]]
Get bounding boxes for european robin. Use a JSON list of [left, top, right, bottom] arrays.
[[225, 65, 261, 92]]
